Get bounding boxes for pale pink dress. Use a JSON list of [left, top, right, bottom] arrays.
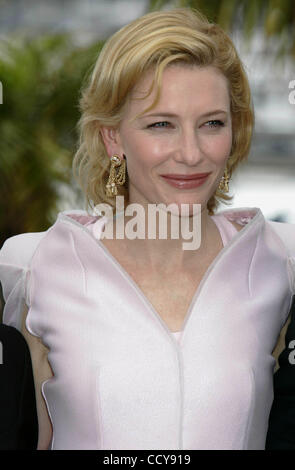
[[0, 207, 294, 449]]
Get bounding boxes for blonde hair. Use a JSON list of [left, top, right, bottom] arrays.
[[72, 8, 254, 215]]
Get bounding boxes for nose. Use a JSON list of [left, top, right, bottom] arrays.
[[174, 127, 204, 166]]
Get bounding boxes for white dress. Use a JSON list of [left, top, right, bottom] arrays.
[[0, 206, 294, 450]]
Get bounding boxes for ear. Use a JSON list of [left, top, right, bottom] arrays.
[[100, 126, 122, 158]]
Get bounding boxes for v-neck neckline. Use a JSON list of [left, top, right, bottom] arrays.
[[59, 208, 263, 341]]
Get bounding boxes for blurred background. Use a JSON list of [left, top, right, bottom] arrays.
[[0, 0, 295, 247]]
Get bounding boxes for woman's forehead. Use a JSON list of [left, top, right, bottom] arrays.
[[125, 65, 230, 116]]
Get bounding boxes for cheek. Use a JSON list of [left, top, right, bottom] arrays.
[[201, 132, 232, 161], [123, 135, 169, 168]]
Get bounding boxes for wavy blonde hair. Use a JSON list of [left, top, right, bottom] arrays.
[[72, 8, 254, 215]]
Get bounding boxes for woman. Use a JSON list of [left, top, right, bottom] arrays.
[[0, 8, 294, 450]]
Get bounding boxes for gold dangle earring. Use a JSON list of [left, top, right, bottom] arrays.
[[218, 166, 230, 193], [105, 154, 126, 197]]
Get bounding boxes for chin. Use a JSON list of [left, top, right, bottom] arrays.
[[161, 201, 205, 217]]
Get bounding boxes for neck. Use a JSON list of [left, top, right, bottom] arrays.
[[102, 204, 219, 271]]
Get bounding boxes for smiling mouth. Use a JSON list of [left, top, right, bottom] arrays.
[[160, 172, 211, 180], [160, 173, 211, 189]]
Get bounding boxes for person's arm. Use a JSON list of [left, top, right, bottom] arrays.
[[21, 304, 53, 450], [0, 324, 38, 449], [266, 296, 295, 449]]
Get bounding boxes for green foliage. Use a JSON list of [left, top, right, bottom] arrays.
[[147, 0, 295, 58], [0, 34, 104, 246]]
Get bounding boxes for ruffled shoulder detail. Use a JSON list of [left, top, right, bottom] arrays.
[[268, 220, 295, 255], [267, 220, 295, 295], [0, 209, 101, 331], [216, 208, 295, 294], [0, 231, 48, 330]]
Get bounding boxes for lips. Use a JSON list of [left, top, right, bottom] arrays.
[[160, 173, 210, 189], [160, 172, 211, 180], [160, 173, 211, 180]]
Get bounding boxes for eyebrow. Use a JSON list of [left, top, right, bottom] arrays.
[[141, 109, 228, 119]]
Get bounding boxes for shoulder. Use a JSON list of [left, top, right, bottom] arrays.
[[217, 207, 295, 249], [0, 209, 94, 268], [0, 231, 48, 331], [267, 220, 295, 256], [266, 221, 295, 296], [0, 231, 48, 302], [0, 231, 48, 268], [217, 206, 295, 263], [0, 209, 96, 330]]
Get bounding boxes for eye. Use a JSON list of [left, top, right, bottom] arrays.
[[205, 120, 225, 129], [147, 121, 171, 129]]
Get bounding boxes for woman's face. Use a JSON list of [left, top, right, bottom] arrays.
[[101, 64, 232, 214]]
